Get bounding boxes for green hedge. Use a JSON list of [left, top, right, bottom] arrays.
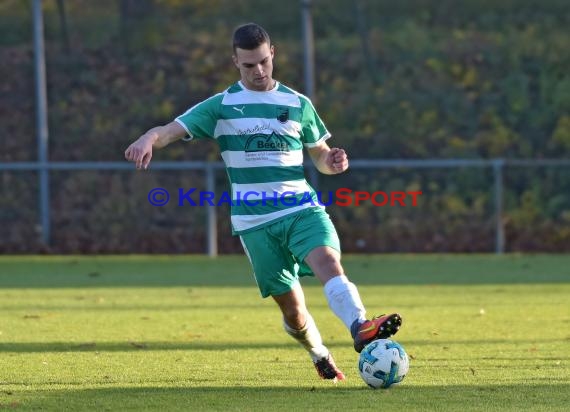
[[1, 0, 568, 252]]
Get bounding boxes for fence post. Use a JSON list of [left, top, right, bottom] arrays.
[[301, 0, 315, 101], [33, 0, 51, 247], [493, 159, 505, 254], [206, 163, 217, 257]]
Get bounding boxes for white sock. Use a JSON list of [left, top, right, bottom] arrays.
[[324, 275, 367, 330], [283, 313, 329, 362]]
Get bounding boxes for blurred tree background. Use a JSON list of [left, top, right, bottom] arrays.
[[0, 0, 568, 253]]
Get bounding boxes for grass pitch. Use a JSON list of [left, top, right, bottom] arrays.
[[0, 254, 568, 411]]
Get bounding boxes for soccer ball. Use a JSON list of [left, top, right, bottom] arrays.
[[358, 339, 409, 389]]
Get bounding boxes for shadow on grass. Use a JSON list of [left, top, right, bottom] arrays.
[[3, 384, 569, 412], [0, 255, 569, 288], [1, 338, 568, 353]]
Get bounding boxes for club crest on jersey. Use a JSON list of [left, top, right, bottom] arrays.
[[245, 132, 290, 152], [276, 107, 289, 123]]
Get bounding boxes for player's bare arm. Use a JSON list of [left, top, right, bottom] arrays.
[[124, 121, 186, 169], [307, 142, 349, 175]]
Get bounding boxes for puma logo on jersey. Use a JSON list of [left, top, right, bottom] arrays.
[[233, 106, 246, 115]]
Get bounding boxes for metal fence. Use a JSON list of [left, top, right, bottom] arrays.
[[5, 2, 565, 255], [2, 158, 569, 255]]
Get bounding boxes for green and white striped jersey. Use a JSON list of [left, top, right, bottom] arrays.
[[175, 80, 330, 234]]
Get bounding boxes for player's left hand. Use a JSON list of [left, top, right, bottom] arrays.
[[327, 147, 349, 174]]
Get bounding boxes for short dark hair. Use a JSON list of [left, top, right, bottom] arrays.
[[232, 23, 271, 53]]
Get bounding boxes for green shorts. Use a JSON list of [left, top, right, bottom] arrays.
[[239, 207, 341, 298]]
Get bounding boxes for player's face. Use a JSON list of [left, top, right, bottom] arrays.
[[233, 42, 275, 91]]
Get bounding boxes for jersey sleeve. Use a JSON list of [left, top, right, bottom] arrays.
[[175, 93, 224, 141], [300, 97, 331, 147]]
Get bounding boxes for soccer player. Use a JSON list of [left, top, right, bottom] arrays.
[[125, 23, 402, 381]]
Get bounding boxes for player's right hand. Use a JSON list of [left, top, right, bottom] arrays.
[[124, 136, 153, 170]]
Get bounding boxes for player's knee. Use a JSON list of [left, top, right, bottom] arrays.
[[307, 246, 340, 266], [306, 247, 344, 279], [282, 307, 306, 330]]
